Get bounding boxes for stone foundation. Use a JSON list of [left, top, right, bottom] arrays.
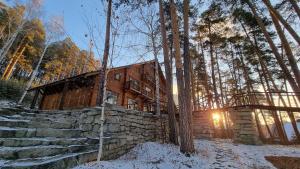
[[193, 111, 214, 139], [230, 107, 261, 145], [78, 104, 169, 160]]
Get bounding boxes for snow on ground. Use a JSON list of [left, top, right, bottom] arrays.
[[284, 122, 300, 140], [74, 139, 300, 169], [0, 100, 16, 108]]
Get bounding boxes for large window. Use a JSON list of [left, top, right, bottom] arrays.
[[127, 98, 138, 110], [106, 90, 118, 105]]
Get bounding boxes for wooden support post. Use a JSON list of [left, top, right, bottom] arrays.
[[30, 89, 40, 109], [122, 68, 128, 107], [59, 81, 69, 110], [39, 89, 45, 110]]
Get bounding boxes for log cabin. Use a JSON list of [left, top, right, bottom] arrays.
[[29, 60, 168, 113]]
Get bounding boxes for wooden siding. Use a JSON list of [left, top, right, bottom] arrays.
[[38, 61, 167, 111]]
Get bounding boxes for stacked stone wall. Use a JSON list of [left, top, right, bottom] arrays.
[[230, 107, 261, 145], [193, 111, 214, 139], [78, 104, 169, 160]]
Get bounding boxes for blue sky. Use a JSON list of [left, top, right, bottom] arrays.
[[3, 0, 154, 67], [3, 0, 206, 68]]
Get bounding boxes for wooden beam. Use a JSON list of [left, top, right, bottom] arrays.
[[122, 68, 128, 107], [30, 89, 40, 109], [58, 80, 70, 110], [39, 89, 46, 110], [199, 104, 300, 113]]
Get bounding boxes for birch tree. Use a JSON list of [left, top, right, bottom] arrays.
[[18, 16, 64, 104], [96, 0, 112, 162]]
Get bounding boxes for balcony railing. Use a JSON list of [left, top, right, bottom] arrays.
[[125, 80, 141, 93], [142, 89, 154, 100]]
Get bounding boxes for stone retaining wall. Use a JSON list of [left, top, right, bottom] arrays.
[[193, 111, 214, 139], [78, 104, 169, 160], [229, 107, 261, 145]]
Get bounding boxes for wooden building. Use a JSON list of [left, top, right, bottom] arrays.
[[29, 60, 167, 112]]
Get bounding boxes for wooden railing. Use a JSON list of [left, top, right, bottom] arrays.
[[142, 89, 154, 99], [125, 80, 141, 93]]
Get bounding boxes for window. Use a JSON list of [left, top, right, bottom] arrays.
[[114, 73, 121, 81], [106, 90, 118, 105], [127, 98, 138, 110]]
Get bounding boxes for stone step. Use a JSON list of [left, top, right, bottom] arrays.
[[0, 127, 82, 138], [0, 137, 99, 147], [0, 119, 30, 128], [0, 144, 98, 160], [0, 108, 78, 121], [0, 118, 73, 129], [0, 108, 25, 116], [0, 150, 98, 169]]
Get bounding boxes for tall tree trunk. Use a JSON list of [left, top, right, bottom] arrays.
[[287, 0, 300, 20], [169, 0, 194, 153], [245, 0, 300, 102], [183, 0, 194, 153], [208, 23, 219, 108], [158, 0, 178, 145], [215, 51, 224, 106], [197, 33, 212, 108], [96, 0, 112, 106], [215, 50, 226, 134], [269, 11, 300, 90], [2, 45, 26, 80], [261, 0, 300, 45], [191, 64, 197, 110], [96, 0, 112, 162]]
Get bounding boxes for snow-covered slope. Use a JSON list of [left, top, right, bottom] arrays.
[[74, 139, 300, 169]]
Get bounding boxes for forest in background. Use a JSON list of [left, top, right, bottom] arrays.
[[0, 1, 99, 86]]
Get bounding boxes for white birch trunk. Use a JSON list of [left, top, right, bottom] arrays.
[[97, 68, 109, 162], [18, 44, 49, 104]]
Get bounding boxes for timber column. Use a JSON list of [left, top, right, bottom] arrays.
[[230, 107, 262, 145]]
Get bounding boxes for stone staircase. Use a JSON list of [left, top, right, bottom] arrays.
[[0, 106, 99, 169]]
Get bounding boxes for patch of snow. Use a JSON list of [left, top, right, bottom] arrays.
[[0, 116, 29, 122], [0, 100, 16, 108], [284, 122, 300, 140], [74, 139, 300, 169]]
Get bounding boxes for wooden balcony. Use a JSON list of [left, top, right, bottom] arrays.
[[125, 80, 141, 94], [141, 89, 154, 100]]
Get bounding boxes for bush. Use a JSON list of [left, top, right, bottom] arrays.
[[0, 79, 33, 105]]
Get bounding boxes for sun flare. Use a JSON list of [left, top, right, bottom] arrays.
[[212, 113, 220, 121]]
